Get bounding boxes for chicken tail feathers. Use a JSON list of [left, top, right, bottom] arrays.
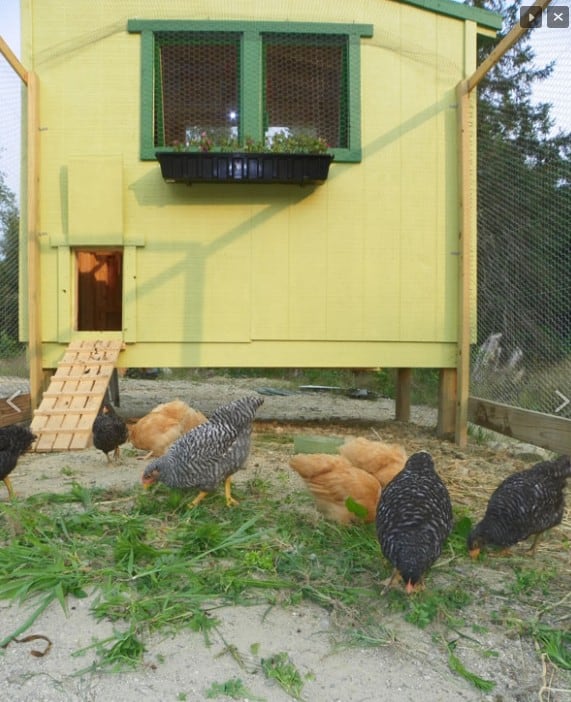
[[551, 455, 571, 478], [208, 395, 264, 430]]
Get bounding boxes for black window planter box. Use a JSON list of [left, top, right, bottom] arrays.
[[156, 151, 333, 185]]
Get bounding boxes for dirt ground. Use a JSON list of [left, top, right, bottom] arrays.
[[1, 376, 570, 702]]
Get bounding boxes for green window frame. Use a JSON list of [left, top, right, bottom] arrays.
[[128, 20, 373, 163]]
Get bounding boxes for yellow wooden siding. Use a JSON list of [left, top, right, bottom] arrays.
[[56, 246, 71, 342], [396, 11, 439, 341], [123, 245, 138, 342], [251, 204, 290, 339], [68, 157, 123, 243], [133, 208, 252, 342], [40, 339, 457, 370], [40, 248, 59, 342], [21, 0, 483, 368], [288, 198, 329, 339], [361, 35, 403, 341], [325, 198, 365, 339]]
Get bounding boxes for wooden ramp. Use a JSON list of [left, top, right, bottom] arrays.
[[31, 340, 124, 452]]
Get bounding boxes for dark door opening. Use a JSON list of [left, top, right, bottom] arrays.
[[76, 249, 123, 331]]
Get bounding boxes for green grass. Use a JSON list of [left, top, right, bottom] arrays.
[[447, 640, 496, 692], [261, 652, 306, 700], [531, 624, 571, 670], [205, 677, 264, 700], [510, 564, 556, 596], [0, 480, 569, 695], [0, 483, 385, 671]]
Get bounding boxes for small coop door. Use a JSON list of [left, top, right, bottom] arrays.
[[76, 249, 123, 331]]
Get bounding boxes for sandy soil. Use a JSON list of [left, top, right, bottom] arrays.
[[0, 376, 570, 702]]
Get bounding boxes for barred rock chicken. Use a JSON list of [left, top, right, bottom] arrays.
[[141, 395, 264, 507], [338, 437, 407, 487], [0, 425, 36, 499], [467, 455, 571, 557], [289, 453, 382, 524], [129, 400, 207, 459], [92, 402, 129, 463], [376, 451, 452, 594]]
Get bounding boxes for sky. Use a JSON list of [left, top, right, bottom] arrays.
[[0, 0, 570, 200]]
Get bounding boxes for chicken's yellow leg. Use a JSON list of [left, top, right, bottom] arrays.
[[189, 491, 209, 508], [224, 477, 239, 507], [381, 568, 401, 594], [3, 476, 15, 500], [527, 533, 542, 556]]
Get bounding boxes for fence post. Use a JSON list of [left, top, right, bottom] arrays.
[[27, 70, 43, 409], [455, 78, 472, 447], [0, 37, 43, 411]]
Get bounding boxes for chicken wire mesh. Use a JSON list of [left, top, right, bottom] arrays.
[[471, 2, 571, 420], [155, 30, 348, 151], [0, 15, 28, 402]]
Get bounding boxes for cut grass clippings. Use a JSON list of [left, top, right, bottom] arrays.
[[0, 480, 383, 673], [0, 476, 570, 694]]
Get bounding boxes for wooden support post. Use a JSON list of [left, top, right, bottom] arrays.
[[27, 71, 43, 410], [455, 75, 474, 448], [0, 37, 28, 83], [437, 368, 457, 439], [467, 0, 553, 92], [395, 368, 411, 422], [0, 38, 43, 410], [106, 368, 121, 406]]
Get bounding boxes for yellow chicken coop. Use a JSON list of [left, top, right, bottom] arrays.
[[13, 0, 501, 440]]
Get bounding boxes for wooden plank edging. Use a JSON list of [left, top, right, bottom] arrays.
[[0, 394, 32, 427], [468, 396, 571, 455]]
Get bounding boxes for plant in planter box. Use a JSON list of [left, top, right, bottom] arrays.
[[159, 130, 333, 184], [173, 130, 330, 155]]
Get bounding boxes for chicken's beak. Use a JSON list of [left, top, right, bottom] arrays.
[[141, 468, 159, 488]]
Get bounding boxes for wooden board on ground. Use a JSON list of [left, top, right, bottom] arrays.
[[468, 396, 571, 455], [0, 392, 32, 428], [30, 340, 124, 451], [293, 435, 345, 454]]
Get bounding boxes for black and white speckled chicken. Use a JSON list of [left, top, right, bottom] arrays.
[[467, 455, 571, 558], [375, 451, 453, 594], [0, 425, 36, 499], [141, 395, 264, 507], [92, 402, 129, 463]]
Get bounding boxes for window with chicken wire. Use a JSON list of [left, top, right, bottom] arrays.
[[154, 32, 240, 149], [263, 33, 348, 151], [128, 20, 373, 162]]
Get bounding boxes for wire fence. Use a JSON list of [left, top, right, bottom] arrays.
[[0, 18, 27, 403], [470, 2, 571, 422]]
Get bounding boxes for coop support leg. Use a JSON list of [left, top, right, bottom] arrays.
[[395, 368, 411, 422], [437, 368, 457, 440]]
